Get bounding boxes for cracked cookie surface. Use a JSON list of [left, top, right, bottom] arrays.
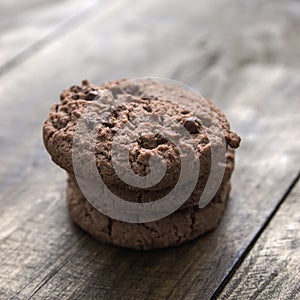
[[43, 79, 240, 191], [67, 176, 231, 250]]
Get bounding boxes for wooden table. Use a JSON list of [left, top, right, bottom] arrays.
[[0, 0, 299, 299]]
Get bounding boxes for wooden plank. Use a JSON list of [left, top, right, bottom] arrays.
[[219, 180, 300, 300], [17, 68, 300, 300], [0, 0, 299, 299], [0, 0, 105, 71]]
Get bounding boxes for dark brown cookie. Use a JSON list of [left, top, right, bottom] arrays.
[[43, 79, 240, 191], [66, 177, 231, 250]]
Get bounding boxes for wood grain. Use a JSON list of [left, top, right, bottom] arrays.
[[0, 0, 299, 299], [0, 0, 106, 72], [219, 180, 300, 300]]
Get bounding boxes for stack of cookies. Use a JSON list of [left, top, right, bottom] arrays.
[[43, 79, 240, 250]]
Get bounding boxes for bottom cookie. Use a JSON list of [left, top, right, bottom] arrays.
[[66, 179, 231, 250]]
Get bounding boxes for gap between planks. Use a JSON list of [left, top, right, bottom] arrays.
[[212, 169, 300, 300]]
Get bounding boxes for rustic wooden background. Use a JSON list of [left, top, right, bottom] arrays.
[[0, 0, 299, 299]]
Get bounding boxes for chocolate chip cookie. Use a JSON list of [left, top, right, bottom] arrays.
[[43, 78, 240, 249], [43, 79, 240, 191]]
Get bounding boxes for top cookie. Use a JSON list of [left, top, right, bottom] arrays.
[[43, 79, 240, 191]]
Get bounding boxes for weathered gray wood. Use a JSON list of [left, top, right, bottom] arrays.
[[219, 180, 300, 300], [0, 0, 104, 71], [0, 0, 299, 299]]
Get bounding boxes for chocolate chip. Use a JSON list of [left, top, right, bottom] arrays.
[[184, 117, 202, 134], [102, 121, 114, 128], [181, 110, 190, 115], [70, 85, 82, 93], [82, 79, 90, 86], [84, 90, 99, 100], [228, 132, 241, 148], [155, 134, 168, 145], [71, 94, 80, 100], [143, 106, 152, 112]]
